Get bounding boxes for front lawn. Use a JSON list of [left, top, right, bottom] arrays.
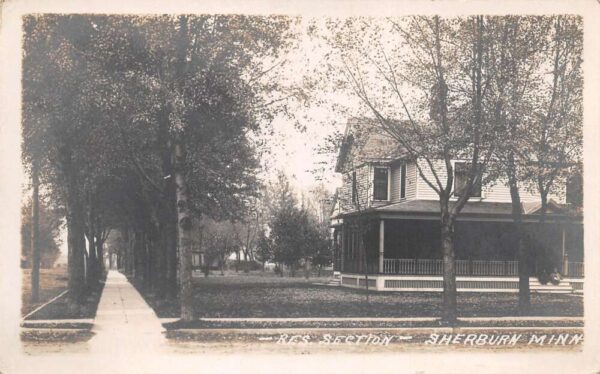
[[21, 267, 69, 317], [142, 272, 583, 319], [21, 267, 106, 320]]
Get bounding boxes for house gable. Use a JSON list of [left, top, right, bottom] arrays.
[[335, 118, 405, 173]]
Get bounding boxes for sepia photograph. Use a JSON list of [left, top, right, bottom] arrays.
[[1, 0, 599, 373]]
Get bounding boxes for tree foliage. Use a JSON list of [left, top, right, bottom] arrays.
[[268, 173, 331, 277], [22, 14, 297, 314]]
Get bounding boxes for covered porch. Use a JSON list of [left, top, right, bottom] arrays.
[[331, 201, 583, 292]]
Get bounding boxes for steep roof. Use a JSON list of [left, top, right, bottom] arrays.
[[335, 118, 407, 173]]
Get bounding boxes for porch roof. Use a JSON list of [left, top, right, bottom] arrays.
[[372, 199, 581, 222]]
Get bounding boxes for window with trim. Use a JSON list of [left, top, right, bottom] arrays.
[[400, 163, 407, 199], [373, 167, 389, 201], [453, 162, 482, 198]]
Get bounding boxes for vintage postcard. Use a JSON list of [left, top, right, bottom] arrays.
[[1, 0, 599, 373]]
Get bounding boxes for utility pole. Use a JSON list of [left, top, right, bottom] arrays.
[[31, 161, 41, 303]]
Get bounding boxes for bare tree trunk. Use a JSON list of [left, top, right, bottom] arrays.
[[304, 257, 310, 280], [165, 200, 178, 298], [62, 149, 86, 311], [87, 231, 96, 284], [144, 232, 152, 290], [67, 193, 86, 310], [96, 233, 105, 276], [243, 249, 250, 273], [134, 230, 144, 283], [122, 227, 129, 273], [123, 227, 132, 275], [174, 139, 194, 322], [86, 197, 97, 286], [158, 105, 179, 300], [30, 162, 41, 303], [154, 221, 168, 298], [508, 156, 530, 313], [440, 206, 457, 324]]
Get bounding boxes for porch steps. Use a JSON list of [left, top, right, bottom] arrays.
[[529, 280, 575, 294], [313, 272, 342, 287], [312, 278, 341, 287]]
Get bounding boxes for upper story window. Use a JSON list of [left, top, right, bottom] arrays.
[[400, 163, 407, 199], [453, 162, 482, 198], [373, 167, 389, 201]]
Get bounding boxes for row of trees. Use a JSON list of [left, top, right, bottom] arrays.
[[314, 15, 582, 321], [22, 15, 297, 320], [197, 212, 264, 276], [197, 173, 333, 278]]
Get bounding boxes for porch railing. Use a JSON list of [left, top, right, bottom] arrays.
[[567, 262, 584, 278], [383, 258, 519, 276], [471, 260, 518, 276], [382, 259, 585, 277]]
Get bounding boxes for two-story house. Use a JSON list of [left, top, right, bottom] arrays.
[[331, 118, 583, 293]]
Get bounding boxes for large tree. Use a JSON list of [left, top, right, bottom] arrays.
[[318, 16, 500, 322], [484, 16, 582, 313], [483, 17, 550, 313], [528, 17, 582, 220]]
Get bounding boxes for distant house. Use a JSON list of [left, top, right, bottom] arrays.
[[330, 118, 583, 293]]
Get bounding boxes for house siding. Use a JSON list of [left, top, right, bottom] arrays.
[[335, 156, 566, 217], [406, 162, 418, 200], [390, 161, 418, 201], [415, 159, 566, 203], [390, 164, 400, 202], [483, 178, 565, 203], [339, 164, 372, 211], [416, 159, 446, 200]]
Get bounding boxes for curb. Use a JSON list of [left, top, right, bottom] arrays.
[[22, 290, 69, 321]]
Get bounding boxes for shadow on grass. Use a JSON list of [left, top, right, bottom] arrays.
[[131, 273, 584, 321]]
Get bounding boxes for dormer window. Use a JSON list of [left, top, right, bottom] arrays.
[[453, 162, 482, 198], [373, 167, 389, 201]]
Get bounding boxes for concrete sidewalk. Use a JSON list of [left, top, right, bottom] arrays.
[[89, 270, 169, 356]]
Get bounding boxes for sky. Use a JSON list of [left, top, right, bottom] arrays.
[[256, 17, 365, 197]]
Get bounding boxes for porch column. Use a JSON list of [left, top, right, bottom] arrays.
[[562, 226, 568, 276], [340, 225, 345, 272], [561, 226, 566, 258], [378, 219, 385, 273]]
